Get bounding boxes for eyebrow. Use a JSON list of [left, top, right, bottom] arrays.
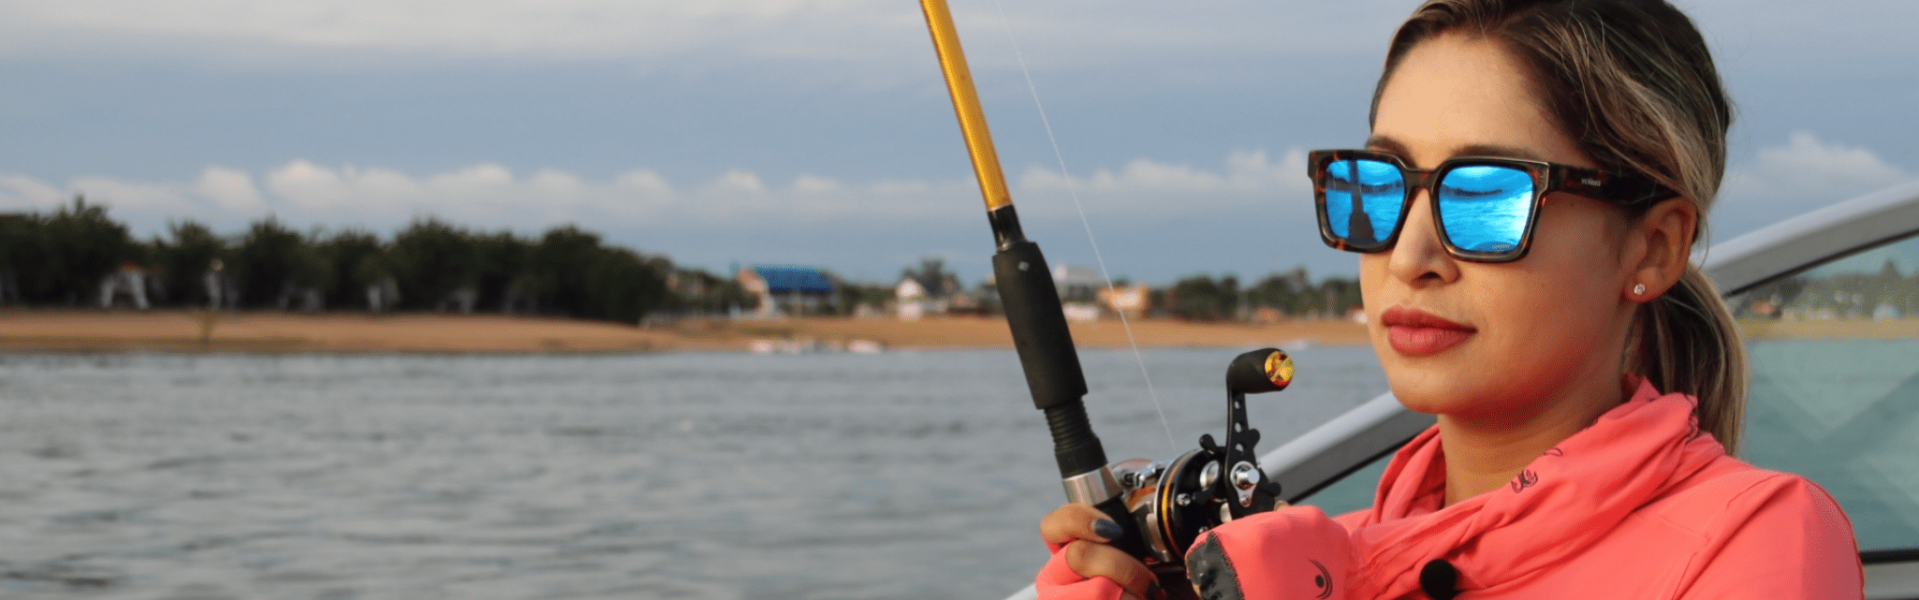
[[1364, 135, 1412, 159], [1364, 135, 1552, 165]]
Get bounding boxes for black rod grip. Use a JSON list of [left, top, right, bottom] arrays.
[[1043, 404, 1107, 479], [993, 240, 1102, 477]]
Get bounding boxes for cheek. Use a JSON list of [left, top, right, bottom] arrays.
[[1361, 212, 1631, 417], [1448, 213, 1633, 409], [1357, 254, 1393, 332]]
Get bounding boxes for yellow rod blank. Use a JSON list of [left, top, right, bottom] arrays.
[[920, 0, 1014, 212]]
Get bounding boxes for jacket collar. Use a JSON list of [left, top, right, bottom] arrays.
[[1346, 376, 1725, 598]]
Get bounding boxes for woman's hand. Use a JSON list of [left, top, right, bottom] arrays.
[[1039, 503, 1159, 600]]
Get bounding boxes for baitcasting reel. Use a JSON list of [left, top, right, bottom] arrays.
[[1107, 348, 1293, 582]]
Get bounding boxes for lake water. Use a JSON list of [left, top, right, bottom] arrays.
[[0, 346, 1390, 600], [11, 339, 1909, 599]]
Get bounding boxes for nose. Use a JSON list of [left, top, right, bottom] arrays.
[[1387, 190, 1460, 286]]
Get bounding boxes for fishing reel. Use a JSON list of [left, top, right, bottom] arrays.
[[1107, 348, 1293, 583]]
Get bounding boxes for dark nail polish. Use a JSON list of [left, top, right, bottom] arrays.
[[1147, 582, 1168, 600], [1092, 518, 1124, 541]]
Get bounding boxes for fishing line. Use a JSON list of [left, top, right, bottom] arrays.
[[991, 0, 1177, 452]]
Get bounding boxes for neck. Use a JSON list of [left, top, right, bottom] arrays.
[[1437, 375, 1628, 507]]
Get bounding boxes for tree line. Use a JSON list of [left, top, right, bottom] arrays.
[[1, 196, 1365, 323], [1158, 268, 1363, 321], [0, 196, 731, 323]]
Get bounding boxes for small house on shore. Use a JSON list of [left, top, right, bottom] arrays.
[[739, 265, 836, 316], [895, 271, 962, 320]]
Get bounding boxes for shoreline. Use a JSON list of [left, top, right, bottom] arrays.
[[0, 310, 1909, 354], [0, 310, 1371, 354]]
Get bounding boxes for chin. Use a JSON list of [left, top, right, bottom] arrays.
[[1374, 341, 1472, 416], [1385, 378, 1473, 416]]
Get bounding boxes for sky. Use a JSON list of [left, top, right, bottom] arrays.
[[1, 0, 1915, 286]]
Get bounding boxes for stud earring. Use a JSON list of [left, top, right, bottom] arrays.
[[1632, 283, 1647, 296]]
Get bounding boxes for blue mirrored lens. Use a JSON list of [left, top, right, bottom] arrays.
[[1437, 165, 1533, 254], [1322, 159, 1404, 246]]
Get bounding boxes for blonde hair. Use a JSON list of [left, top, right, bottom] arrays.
[[1373, 0, 1748, 454]]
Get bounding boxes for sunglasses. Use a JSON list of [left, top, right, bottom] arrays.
[[1308, 149, 1674, 262]]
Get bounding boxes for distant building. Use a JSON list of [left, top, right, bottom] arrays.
[[1052, 265, 1102, 303], [277, 280, 326, 312], [895, 271, 962, 320], [204, 259, 240, 309], [436, 284, 477, 314], [1053, 264, 1104, 322], [99, 261, 154, 310], [367, 277, 402, 313], [739, 265, 836, 316], [1098, 283, 1151, 318], [896, 277, 930, 320]]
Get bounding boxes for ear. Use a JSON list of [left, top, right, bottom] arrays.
[[1625, 197, 1698, 301]]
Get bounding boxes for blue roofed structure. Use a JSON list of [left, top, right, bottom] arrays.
[[752, 266, 834, 294], [738, 265, 837, 316]]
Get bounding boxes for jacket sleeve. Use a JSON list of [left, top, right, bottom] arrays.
[[1184, 506, 1354, 600], [1036, 541, 1125, 600], [1677, 474, 1864, 599]]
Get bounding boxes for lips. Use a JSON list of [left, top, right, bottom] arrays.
[[1380, 306, 1476, 355]]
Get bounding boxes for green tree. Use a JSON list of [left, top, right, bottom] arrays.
[[6, 196, 140, 306], [470, 231, 530, 312], [1316, 277, 1363, 318], [525, 225, 603, 316], [228, 217, 311, 308], [580, 248, 668, 323], [315, 230, 385, 308], [390, 219, 480, 310], [1170, 275, 1226, 321], [151, 220, 227, 307]]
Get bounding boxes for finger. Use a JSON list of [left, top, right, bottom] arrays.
[[1064, 540, 1157, 600], [1039, 503, 1124, 545]]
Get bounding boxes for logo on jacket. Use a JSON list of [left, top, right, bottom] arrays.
[[1511, 469, 1539, 493], [1310, 558, 1334, 599]]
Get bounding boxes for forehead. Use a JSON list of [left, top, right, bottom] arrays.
[[1370, 34, 1593, 170]]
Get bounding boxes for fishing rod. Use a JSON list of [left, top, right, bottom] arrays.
[[917, 0, 1290, 592]]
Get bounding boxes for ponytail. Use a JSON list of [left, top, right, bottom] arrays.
[[1630, 264, 1747, 455]]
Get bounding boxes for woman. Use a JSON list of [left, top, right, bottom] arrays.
[[1035, 0, 1863, 598]]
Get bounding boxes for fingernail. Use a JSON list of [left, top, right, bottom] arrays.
[[1147, 583, 1167, 600], [1092, 518, 1123, 541]]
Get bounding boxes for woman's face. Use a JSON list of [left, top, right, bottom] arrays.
[[1363, 34, 1639, 425]]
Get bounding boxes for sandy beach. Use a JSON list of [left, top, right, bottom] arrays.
[[0, 310, 1371, 353], [0, 310, 1909, 354]]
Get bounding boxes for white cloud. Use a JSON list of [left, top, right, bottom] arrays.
[[1715, 132, 1915, 237], [0, 147, 1345, 282], [791, 174, 840, 194], [615, 170, 673, 194], [66, 176, 197, 213], [193, 166, 267, 212], [708, 169, 766, 194], [1021, 149, 1304, 193], [0, 149, 1319, 278], [0, 174, 64, 209], [1011, 149, 1310, 218]]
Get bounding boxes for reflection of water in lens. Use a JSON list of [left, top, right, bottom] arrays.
[[1438, 166, 1532, 253], [1322, 160, 1404, 245]]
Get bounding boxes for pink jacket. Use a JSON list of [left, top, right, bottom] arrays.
[[1037, 378, 1864, 599]]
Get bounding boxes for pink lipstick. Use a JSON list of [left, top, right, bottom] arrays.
[[1380, 306, 1476, 355]]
